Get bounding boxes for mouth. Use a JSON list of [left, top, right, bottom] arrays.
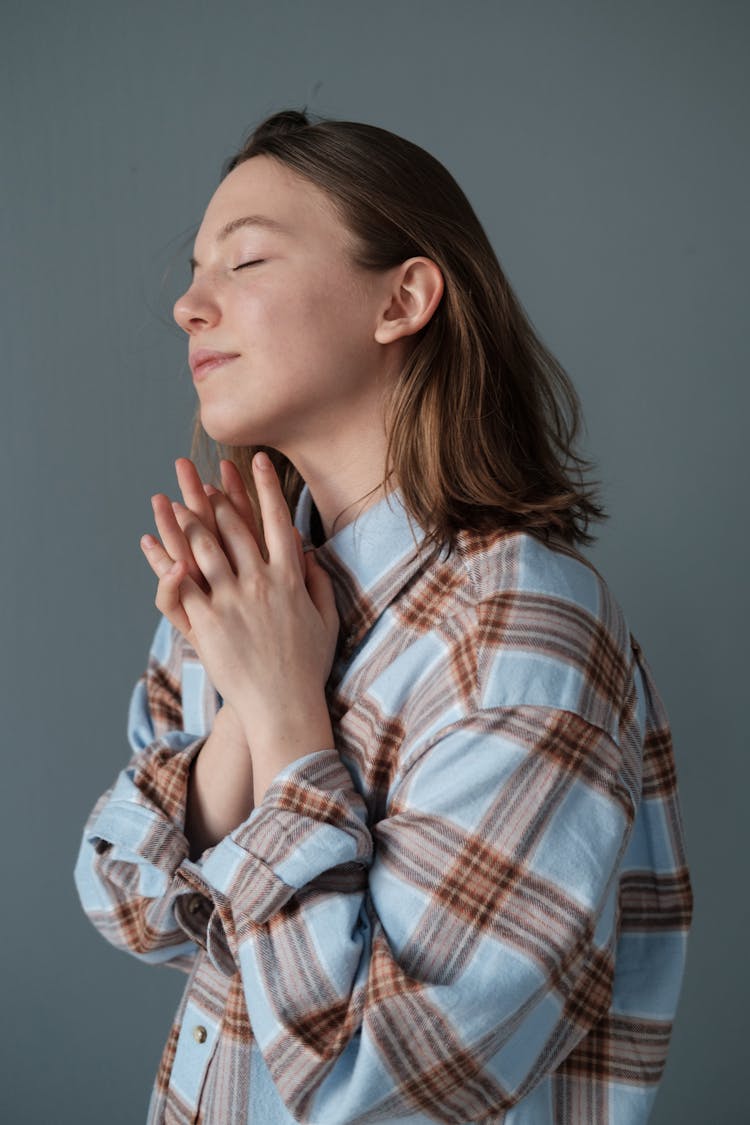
[[192, 355, 239, 381]]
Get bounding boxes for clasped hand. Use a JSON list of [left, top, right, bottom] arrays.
[[140, 452, 340, 733]]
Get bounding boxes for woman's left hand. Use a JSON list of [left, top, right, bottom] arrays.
[[150, 451, 340, 738]]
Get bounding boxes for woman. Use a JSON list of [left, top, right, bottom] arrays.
[[74, 109, 693, 1124]]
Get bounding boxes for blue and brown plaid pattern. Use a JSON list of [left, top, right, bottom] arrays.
[[74, 483, 693, 1123]]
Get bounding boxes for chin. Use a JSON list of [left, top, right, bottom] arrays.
[[199, 410, 279, 451]]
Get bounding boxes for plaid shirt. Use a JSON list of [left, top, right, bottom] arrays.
[[74, 483, 693, 1124]]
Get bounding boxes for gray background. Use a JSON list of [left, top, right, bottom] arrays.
[[3, 1, 746, 1122]]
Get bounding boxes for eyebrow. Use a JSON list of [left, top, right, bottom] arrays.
[[189, 214, 293, 275]]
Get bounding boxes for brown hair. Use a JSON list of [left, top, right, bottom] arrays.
[[188, 107, 607, 566]]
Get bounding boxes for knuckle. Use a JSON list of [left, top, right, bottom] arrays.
[[195, 532, 216, 554], [215, 494, 241, 524], [245, 574, 268, 602], [281, 573, 299, 595]]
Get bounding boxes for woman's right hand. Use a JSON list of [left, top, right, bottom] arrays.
[[140, 456, 306, 650]]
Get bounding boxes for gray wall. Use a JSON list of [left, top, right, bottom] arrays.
[[3, 1, 746, 1121]]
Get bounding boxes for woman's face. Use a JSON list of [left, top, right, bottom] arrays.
[[173, 154, 396, 456]]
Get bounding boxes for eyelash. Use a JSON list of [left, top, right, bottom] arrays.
[[234, 259, 264, 270]]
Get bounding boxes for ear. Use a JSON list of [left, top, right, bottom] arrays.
[[374, 257, 444, 345]]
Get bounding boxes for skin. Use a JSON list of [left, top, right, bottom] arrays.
[[138, 153, 444, 818]]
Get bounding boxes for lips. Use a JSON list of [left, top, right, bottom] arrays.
[[190, 349, 240, 379]]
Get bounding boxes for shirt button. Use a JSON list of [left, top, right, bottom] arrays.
[[193, 1025, 208, 1044], [187, 894, 203, 915]]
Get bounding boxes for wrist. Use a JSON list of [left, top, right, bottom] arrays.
[[238, 690, 333, 748], [214, 700, 252, 745], [240, 695, 335, 806]]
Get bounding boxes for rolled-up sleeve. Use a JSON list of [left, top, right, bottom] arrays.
[[73, 614, 213, 973]]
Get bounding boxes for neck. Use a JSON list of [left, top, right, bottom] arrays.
[[303, 462, 391, 541], [273, 407, 394, 541]]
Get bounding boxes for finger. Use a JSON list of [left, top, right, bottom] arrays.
[[304, 550, 340, 636], [293, 527, 305, 579], [175, 458, 219, 538], [140, 532, 172, 575], [187, 491, 251, 575], [219, 459, 263, 549], [252, 451, 297, 574], [198, 480, 244, 563], [171, 500, 235, 589], [139, 536, 192, 635], [205, 491, 262, 575], [151, 494, 209, 593], [157, 559, 206, 644]]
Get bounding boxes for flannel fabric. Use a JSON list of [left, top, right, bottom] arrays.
[[74, 482, 693, 1124]]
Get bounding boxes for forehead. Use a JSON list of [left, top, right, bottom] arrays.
[[196, 154, 347, 247]]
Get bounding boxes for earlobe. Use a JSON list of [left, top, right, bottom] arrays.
[[374, 257, 444, 344]]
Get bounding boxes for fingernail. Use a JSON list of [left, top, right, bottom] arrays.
[[254, 451, 271, 471], [142, 534, 157, 549]]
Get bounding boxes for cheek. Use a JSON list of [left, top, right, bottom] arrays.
[[307, 275, 375, 353], [247, 269, 374, 374], [248, 282, 322, 340]]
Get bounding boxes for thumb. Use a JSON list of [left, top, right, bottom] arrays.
[[304, 550, 339, 632]]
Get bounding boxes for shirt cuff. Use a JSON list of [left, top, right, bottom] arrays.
[[88, 734, 206, 868], [169, 747, 373, 977], [87, 734, 213, 948]]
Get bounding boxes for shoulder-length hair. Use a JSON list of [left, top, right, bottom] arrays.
[[188, 107, 607, 565]]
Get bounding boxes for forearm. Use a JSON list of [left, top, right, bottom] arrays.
[[185, 703, 255, 861], [242, 694, 336, 808]]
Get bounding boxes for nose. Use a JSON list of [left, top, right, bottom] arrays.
[[173, 278, 220, 334]]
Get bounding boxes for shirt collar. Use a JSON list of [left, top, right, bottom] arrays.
[[293, 482, 435, 655]]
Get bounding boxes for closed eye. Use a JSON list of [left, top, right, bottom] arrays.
[[234, 260, 265, 270]]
